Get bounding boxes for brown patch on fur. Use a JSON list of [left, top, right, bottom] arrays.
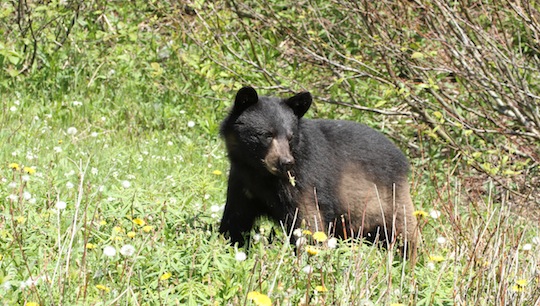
[[263, 138, 294, 175], [296, 188, 325, 232], [337, 164, 418, 260]]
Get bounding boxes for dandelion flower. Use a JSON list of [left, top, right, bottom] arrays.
[[120, 244, 135, 257], [160, 272, 172, 281], [302, 230, 313, 236], [312, 231, 328, 243], [26, 303, 38, 306], [306, 246, 320, 256], [511, 279, 527, 292], [86, 243, 96, 249], [413, 210, 429, 218], [247, 291, 272, 306], [315, 285, 328, 292], [142, 225, 153, 233], [16, 216, 26, 224], [55, 201, 67, 210], [96, 284, 110, 292], [235, 251, 247, 261], [212, 170, 222, 175], [428, 255, 445, 262], [23, 167, 36, 175], [8, 163, 20, 171], [127, 231, 136, 238], [103, 246, 116, 257]]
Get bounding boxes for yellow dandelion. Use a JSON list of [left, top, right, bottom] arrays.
[[96, 284, 111, 292], [306, 245, 320, 256], [26, 303, 39, 306], [160, 272, 172, 281], [132, 218, 145, 226], [247, 291, 272, 306], [315, 285, 328, 292], [114, 236, 123, 241], [511, 279, 527, 292], [212, 170, 222, 175], [16, 216, 26, 224], [142, 225, 153, 233], [428, 255, 445, 262], [312, 231, 328, 243], [127, 231, 136, 238], [99, 220, 107, 226], [86, 243, 96, 249], [413, 210, 429, 218], [113, 226, 124, 233], [8, 163, 20, 170], [23, 167, 36, 175], [302, 230, 312, 236]]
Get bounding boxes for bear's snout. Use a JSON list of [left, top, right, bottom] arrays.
[[264, 138, 294, 175]]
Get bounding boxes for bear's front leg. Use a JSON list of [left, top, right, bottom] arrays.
[[219, 174, 260, 247]]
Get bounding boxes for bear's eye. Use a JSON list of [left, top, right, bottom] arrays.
[[260, 132, 274, 143]]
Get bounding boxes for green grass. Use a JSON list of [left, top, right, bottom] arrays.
[[1, 1, 539, 305]]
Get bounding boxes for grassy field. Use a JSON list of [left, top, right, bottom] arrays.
[[1, 1, 539, 305]]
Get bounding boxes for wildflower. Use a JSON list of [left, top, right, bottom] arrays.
[[210, 205, 222, 213], [142, 225, 153, 233], [302, 230, 313, 236], [113, 226, 124, 233], [315, 285, 328, 292], [293, 228, 303, 237], [327, 237, 338, 249], [302, 265, 313, 274], [67, 127, 78, 135], [91, 167, 98, 175], [312, 231, 328, 243], [8, 163, 20, 171], [306, 246, 320, 256], [55, 201, 67, 210], [96, 284, 110, 292], [23, 167, 35, 175], [16, 216, 26, 224], [247, 291, 272, 306], [86, 243, 96, 249], [27, 303, 38, 306], [522, 244, 532, 251], [72, 101, 83, 107], [120, 244, 135, 257], [121, 180, 131, 189], [103, 246, 116, 257], [53, 146, 62, 153], [413, 210, 429, 218], [23, 192, 31, 200], [132, 218, 145, 226], [187, 121, 195, 128], [66, 181, 74, 189], [235, 251, 247, 261], [7, 194, 18, 202], [428, 255, 445, 262], [99, 220, 107, 226], [511, 279, 527, 292], [429, 210, 441, 219], [127, 231, 136, 238], [160, 272, 172, 281], [10, 106, 17, 112], [21, 175, 30, 182], [212, 170, 222, 175], [436, 236, 447, 245]]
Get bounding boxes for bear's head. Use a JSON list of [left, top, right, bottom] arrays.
[[221, 86, 312, 177]]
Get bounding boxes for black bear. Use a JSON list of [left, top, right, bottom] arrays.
[[219, 86, 417, 258]]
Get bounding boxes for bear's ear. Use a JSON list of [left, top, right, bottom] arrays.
[[285, 92, 312, 118], [233, 86, 258, 113]]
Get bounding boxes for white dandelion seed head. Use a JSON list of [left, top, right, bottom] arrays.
[[7, 194, 18, 201], [67, 127, 78, 135], [187, 121, 195, 128], [210, 205, 221, 213], [167, 141, 173, 146], [327, 237, 338, 249], [91, 132, 98, 137], [235, 251, 247, 261], [72, 101, 83, 107], [55, 201, 67, 210], [302, 265, 313, 274], [66, 182, 74, 189], [436, 236, 447, 245], [120, 244, 135, 257], [23, 192, 32, 200], [522, 243, 532, 251], [21, 175, 30, 182], [252, 234, 261, 242], [10, 106, 17, 112], [296, 237, 307, 248], [427, 262, 436, 270], [429, 210, 441, 219], [121, 180, 131, 189], [53, 146, 62, 153], [293, 228, 303, 238], [103, 246, 116, 257], [91, 167, 98, 175], [28, 198, 36, 205]]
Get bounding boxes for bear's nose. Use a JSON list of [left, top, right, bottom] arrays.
[[280, 156, 295, 170]]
